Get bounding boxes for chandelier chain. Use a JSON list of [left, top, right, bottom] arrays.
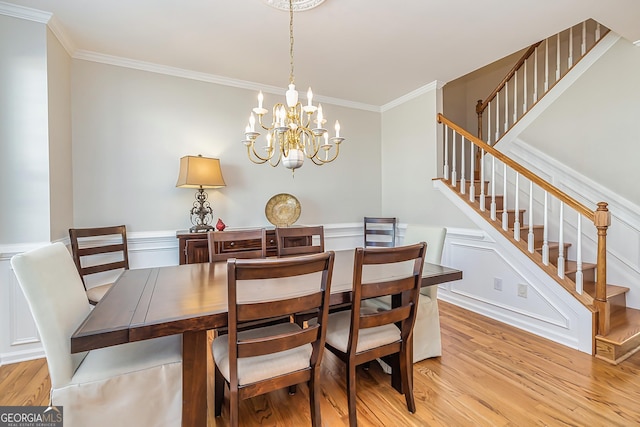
[[289, 0, 295, 85]]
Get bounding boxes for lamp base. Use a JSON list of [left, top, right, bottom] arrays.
[[189, 224, 214, 233]]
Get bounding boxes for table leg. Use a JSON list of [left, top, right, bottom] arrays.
[[182, 330, 208, 427]]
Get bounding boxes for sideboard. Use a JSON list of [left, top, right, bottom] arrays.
[[176, 229, 278, 265]]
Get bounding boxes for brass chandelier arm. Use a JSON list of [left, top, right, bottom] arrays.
[[246, 142, 273, 164], [310, 142, 341, 165]]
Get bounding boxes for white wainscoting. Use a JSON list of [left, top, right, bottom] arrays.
[[506, 138, 640, 309], [0, 223, 363, 365], [434, 180, 594, 354], [1, 220, 597, 365]]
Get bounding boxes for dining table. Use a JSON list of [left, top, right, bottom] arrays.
[[71, 248, 462, 427]]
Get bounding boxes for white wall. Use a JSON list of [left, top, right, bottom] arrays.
[[0, 15, 51, 244], [519, 37, 640, 206], [381, 85, 476, 228], [47, 27, 73, 242], [70, 60, 382, 232]]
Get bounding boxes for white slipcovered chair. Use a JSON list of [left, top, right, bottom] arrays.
[[365, 225, 447, 364], [10, 242, 182, 427]]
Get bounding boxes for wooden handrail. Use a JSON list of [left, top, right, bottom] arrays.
[[438, 113, 595, 222], [476, 41, 542, 115], [439, 113, 612, 332]]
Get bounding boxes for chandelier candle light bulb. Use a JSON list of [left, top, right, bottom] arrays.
[[242, 0, 344, 174]]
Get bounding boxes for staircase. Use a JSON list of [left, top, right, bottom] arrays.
[[435, 19, 640, 364], [435, 160, 640, 363]]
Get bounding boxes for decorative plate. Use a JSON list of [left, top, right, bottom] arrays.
[[265, 193, 301, 227]]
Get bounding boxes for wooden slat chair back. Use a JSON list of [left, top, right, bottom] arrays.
[[68, 225, 129, 305], [276, 225, 325, 257], [324, 242, 427, 426], [208, 228, 267, 262], [212, 252, 335, 427], [364, 217, 397, 248]]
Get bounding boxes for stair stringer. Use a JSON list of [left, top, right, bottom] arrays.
[[434, 179, 595, 354]]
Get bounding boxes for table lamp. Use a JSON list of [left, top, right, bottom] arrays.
[[176, 155, 226, 232]]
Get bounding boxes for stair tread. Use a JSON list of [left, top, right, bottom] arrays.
[[582, 280, 630, 298], [596, 307, 640, 345]]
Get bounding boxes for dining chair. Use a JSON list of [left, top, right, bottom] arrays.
[[11, 242, 182, 427], [210, 228, 288, 335], [69, 225, 129, 305], [275, 225, 324, 257], [324, 242, 427, 426], [212, 251, 335, 427], [363, 217, 397, 248], [208, 228, 267, 262], [365, 225, 447, 364]]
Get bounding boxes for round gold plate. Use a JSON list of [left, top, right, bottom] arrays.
[[265, 193, 301, 227]]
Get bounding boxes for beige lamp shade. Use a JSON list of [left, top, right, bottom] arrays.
[[176, 155, 226, 189]]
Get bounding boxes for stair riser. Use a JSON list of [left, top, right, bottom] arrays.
[[540, 246, 570, 266], [475, 195, 504, 211], [455, 180, 490, 196], [566, 268, 595, 283], [610, 293, 627, 315], [496, 210, 525, 229], [596, 335, 640, 364], [519, 226, 544, 245]]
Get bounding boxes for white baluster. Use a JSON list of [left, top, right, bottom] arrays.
[[528, 181, 535, 253], [513, 71, 518, 123], [460, 137, 466, 195], [581, 21, 587, 55], [542, 191, 549, 265], [502, 164, 508, 231], [504, 83, 509, 132], [443, 125, 449, 180], [513, 172, 520, 241], [490, 157, 496, 221], [451, 132, 457, 186], [487, 102, 492, 145], [544, 38, 549, 92], [469, 143, 475, 202], [556, 33, 561, 81], [557, 202, 565, 278], [568, 26, 574, 68], [533, 46, 539, 103], [523, 59, 528, 112], [495, 95, 500, 141], [480, 149, 486, 212], [576, 214, 583, 294], [596, 23, 601, 41]]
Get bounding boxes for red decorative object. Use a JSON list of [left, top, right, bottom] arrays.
[[216, 218, 226, 231]]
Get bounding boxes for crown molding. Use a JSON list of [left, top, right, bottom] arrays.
[[47, 14, 76, 55], [0, 1, 50, 23], [73, 49, 381, 113], [381, 80, 443, 112]]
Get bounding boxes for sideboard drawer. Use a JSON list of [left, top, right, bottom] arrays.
[[177, 229, 277, 264]]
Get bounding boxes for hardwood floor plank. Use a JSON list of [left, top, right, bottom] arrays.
[[4, 301, 640, 426]]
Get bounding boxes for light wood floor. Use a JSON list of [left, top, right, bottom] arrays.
[[2, 301, 640, 426]]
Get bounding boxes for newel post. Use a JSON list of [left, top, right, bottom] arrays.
[[476, 99, 484, 141], [593, 202, 611, 335], [475, 100, 484, 178]]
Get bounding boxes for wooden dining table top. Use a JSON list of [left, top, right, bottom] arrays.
[[71, 248, 462, 354]]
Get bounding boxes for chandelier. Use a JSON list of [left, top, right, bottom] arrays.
[[242, 0, 344, 173]]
